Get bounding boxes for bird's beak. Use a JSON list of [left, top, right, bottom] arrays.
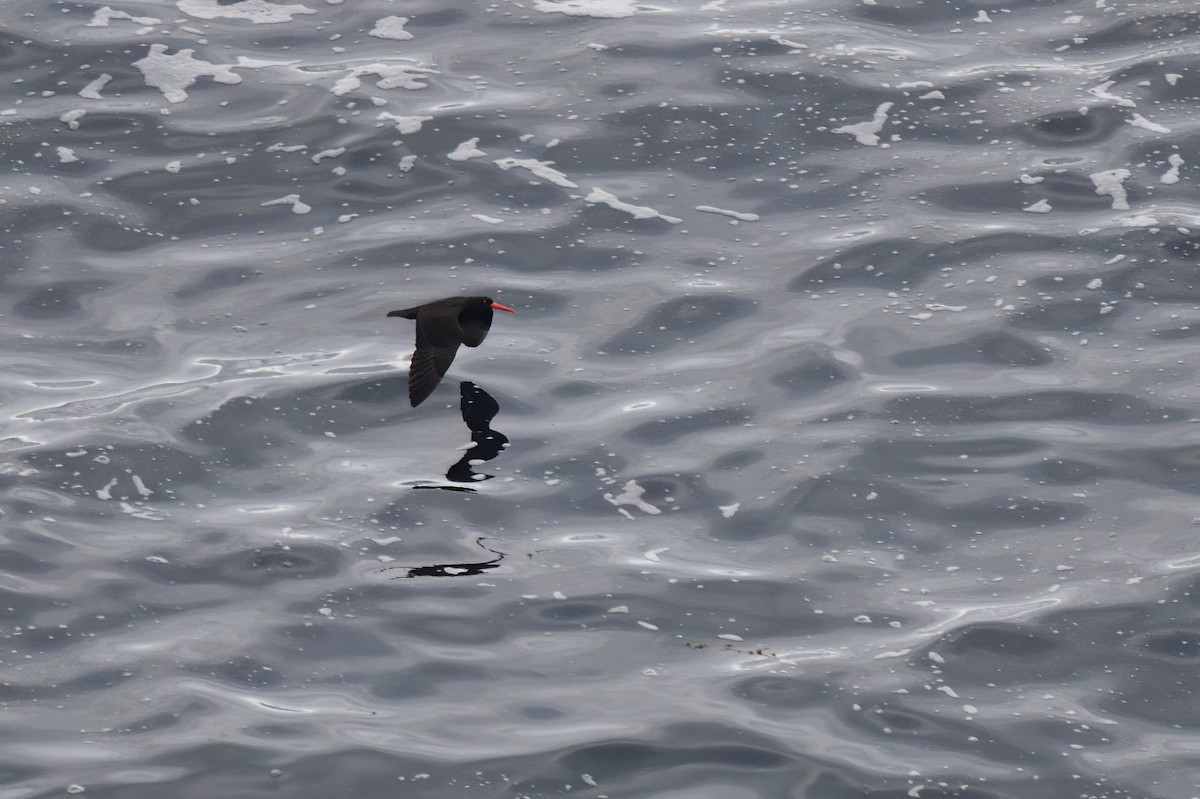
[[490, 301, 516, 313]]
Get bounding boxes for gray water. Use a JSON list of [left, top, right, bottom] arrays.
[[2, 0, 1199, 797]]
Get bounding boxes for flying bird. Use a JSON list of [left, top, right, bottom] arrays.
[[388, 296, 516, 407]]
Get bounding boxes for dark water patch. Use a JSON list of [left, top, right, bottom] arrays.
[[273, 621, 396, 661], [854, 436, 1047, 475], [1105, 445, 1200, 494], [370, 661, 491, 699], [730, 674, 830, 709], [0, 667, 131, 701], [120, 705, 209, 735], [59, 742, 280, 799], [891, 332, 1054, 368], [949, 494, 1085, 529], [21, 442, 211, 499], [0, 547, 56, 576], [1142, 56, 1200, 99], [790, 474, 928, 517], [12, 279, 113, 319], [1076, 11, 1200, 49], [186, 656, 285, 688], [790, 232, 1078, 292], [625, 407, 751, 444], [1009, 299, 1118, 331], [567, 102, 762, 172], [1023, 457, 1107, 485], [547, 379, 603, 399], [711, 448, 764, 471], [383, 613, 506, 646], [557, 726, 791, 780], [183, 395, 318, 468], [885, 391, 1189, 425], [925, 623, 1061, 683], [844, 696, 1040, 766], [1108, 239, 1200, 302], [769, 348, 852, 395], [924, 180, 1033, 213], [1018, 107, 1125, 147], [74, 217, 162, 252], [600, 295, 757, 355], [175, 265, 265, 301], [354, 229, 634, 274], [130, 544, 341, 587], [1138, 630, 1200, 659]]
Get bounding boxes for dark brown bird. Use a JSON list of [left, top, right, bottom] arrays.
[[387, 296, 516, 407]]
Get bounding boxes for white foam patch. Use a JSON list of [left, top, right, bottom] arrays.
[[398, 155, 417, 172], [96, 478, 118, 500], [79, 74, 112, 100], [261, 194, 312, 214], [60, 109, 87, 129], [585, 187, 682, 223], [311, 147, 344, 163], [604, 480, 661, 515], [719, 502, 740, 518], [534, 0, 638, 17], [494, 157, 578, 188], [1087, 80, 1136, 108], [369, 16, 412, 40], [332, 64, 436, 95], [88, 6, 161, 26], [1091, 168, 1131, 210], [177, 0, 317, 23], [696, 205, 759, 222], [134, 45, 242, 104], [56, 147, 79, 164], [832, 102, 893, 146], [448, 138, 487, 161], [377, 112, 432, 134], [1162, 153, 1184, 185], [471, 214, 503, 224], [165, 160, 182, 173], [1126, 113, 1171, 134], [1023, 199, 1052, 213]]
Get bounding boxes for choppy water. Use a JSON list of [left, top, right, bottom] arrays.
[[2, 0, 1200, 796]]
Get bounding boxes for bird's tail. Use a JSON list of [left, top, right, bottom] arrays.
[[387, 307, 419, 319]]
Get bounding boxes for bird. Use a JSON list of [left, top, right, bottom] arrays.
[[387, 296, 516, 407]]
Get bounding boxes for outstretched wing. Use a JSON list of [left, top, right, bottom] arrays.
[[408, 305, 463, 407]]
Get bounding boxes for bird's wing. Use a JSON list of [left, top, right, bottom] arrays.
[[408, 305, 463, 406]]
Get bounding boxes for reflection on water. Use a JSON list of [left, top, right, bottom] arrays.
[[386, 537, 506, 580], [411, 381, 509, 492]]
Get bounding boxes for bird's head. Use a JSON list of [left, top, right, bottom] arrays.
[[483, 297, 516, 313]]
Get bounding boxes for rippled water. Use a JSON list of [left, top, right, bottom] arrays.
[[3, 0, 1200, 796]]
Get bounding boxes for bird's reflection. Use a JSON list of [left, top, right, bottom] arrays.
[[386, 537, 505, 579], [413, 381, 508, 492]]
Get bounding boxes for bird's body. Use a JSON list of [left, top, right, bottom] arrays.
[[388, 296, 515, 406]]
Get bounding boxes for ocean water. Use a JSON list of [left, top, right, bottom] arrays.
[[2, 0, 1199, 796]]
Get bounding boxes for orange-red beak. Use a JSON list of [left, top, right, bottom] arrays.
[[491, 301, 516, 313]]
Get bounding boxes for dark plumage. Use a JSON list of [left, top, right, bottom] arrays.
[[387, 296, 516, 407]]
